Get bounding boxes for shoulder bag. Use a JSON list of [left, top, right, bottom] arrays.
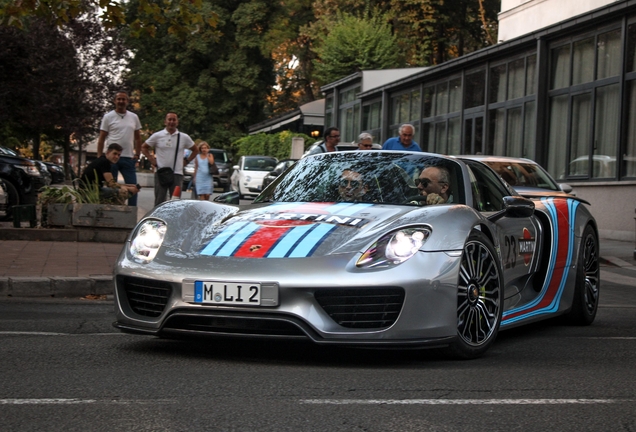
[[156, 133, 180, 187]]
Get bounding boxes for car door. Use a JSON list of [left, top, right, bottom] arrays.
[[464, 160, 541, 285]]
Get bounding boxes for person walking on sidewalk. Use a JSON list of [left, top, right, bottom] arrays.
[[382, 124, 421, 152], [142, 112, 198, 206], [192, 141, 215, 201], [96, 90, 142, 206]]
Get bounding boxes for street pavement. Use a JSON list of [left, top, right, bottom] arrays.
[[1, 186, 635, 297]]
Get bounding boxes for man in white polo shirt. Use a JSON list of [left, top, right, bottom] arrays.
[[142, 112, 198, 205], [96, 90, 142, 206]]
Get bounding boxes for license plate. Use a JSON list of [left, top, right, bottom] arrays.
[[194, 281, 261, 305]]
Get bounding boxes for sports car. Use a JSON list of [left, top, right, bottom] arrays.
[[113, 151, 600, 359]]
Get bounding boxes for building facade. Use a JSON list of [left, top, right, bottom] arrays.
[[321, 0, 636, 241]]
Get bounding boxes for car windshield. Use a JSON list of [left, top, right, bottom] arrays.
[[0, 146, 20, 157], [255, 151, 464, 205], [243, 157, 277, 171], [482, 161, 559, 191], [210, 150, 229, 163]]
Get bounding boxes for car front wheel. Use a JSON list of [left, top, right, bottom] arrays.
[[444, 230, 503, 359]]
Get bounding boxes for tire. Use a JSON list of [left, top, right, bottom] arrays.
[[443, 230, 504, 359], [0, 180, 20, 221], [563, 225, 599, 325], [237, 184, 245, 200]]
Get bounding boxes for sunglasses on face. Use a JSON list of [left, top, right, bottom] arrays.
[[339, 178, 363, 189], [359, 144, 373, 148], [328, 134, 340, 139], [415, 178, 431, 187]]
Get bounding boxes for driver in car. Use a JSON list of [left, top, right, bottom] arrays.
[[338, 168, 370, 202], [415, 166, 453, 204]]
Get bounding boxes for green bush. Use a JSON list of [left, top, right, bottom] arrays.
[[231, 131, 317, 162]]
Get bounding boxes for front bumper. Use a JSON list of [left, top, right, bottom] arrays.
[[113, 248, 462, 346]]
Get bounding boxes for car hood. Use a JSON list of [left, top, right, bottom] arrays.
[[150, 200, 479, 260]]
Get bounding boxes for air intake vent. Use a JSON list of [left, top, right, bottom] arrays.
[[314, 288, 405, 329], [119, 276, 172, 317]]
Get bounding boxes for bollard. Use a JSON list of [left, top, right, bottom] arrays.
[[12, 204, 36, 228]]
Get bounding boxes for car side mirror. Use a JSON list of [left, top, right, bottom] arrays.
[[559, 183, 573, 194], [233, 165, 239, 170], [488, 196, 534, 222], [213, 191, 240, 205]]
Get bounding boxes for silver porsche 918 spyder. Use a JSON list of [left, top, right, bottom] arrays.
[[113, 151, 600, 359]]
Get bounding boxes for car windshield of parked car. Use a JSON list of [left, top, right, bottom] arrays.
[[483, 161, 560, 191], [243, 157, 277, 171], [210, 150, 229, 163], [255, 151, 464, 205]]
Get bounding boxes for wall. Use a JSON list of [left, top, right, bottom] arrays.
[[498, 0, 616, 41], [569, 181, 636, 241]]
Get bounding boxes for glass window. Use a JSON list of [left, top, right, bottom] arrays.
[[597, 29, 621, 80], [551, 45, 571, 90], [423, 86, 434, 117], [434, 122, 447, 154], [489, 64, 506, 103], [448, 117, 461, 155], [411, 90, 421, 120], [572, 37, 595, 85], [507, 107, 523, 158], [626, 81, 636, 177], [526, 55, 537, 96], [547, 95, 569, 178], [449, 78, 462, 113], [569, 92, 592, 176], [464, 70, 486, 108], [593, 84, 619, 178], [508, 58, 525, 100], [523, 101, 536, 159], [627, 23, 636, 73], [362, 101, 381, 131], [488, 108, 505, 156], [436, 82, 449, 115]]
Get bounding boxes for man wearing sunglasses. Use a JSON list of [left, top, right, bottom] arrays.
[[306, 127, 341, 156], [415, 166, 452, 205], [382, 124, 421, 152], [356, 132, 374, 150], [337, 168, 370, 202]]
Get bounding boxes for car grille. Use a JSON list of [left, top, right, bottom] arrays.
[[314, 287, 405, 329], [163, 313, 306, 337], [118, 276, 172, 317]]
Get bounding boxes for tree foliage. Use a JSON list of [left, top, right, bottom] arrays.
[[123, 0, 275, 149], [0, 0, 217, 39], [311, 12, 403, 86], [232, 131, 316, 162]]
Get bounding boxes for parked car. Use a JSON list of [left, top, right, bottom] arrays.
[[460, 155, 573, 195], [43, 161, 65, 184], [260, 159, 298, 190], [183, 148, 232, 193], [113, 150, 599, 359], [0, 179, 7, 219], [0, 146, 51, 186], [0, 147, 44, 220], [230, 155, 278, 198]]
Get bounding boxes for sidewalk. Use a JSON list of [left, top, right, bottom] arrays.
[[0, 235, 634, 298]]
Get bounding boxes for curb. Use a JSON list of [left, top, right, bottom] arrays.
[[0, 276, 113, 298]]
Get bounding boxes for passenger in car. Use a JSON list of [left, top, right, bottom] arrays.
[[337, 168, 371, 202], [415, 166, 453, 204]]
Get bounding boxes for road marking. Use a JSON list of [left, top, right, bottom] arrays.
[[300, 399, 627, 405], [0, 399, 175, 405], [600, 271, 636, 287]]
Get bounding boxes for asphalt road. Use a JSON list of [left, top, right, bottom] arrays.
[[0, 274, 634, 431]]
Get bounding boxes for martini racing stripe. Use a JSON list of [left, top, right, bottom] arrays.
[[200, 202, 372, 258], [502, 198, 579, 325]]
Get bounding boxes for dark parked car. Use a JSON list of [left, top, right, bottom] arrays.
[[43, 161, 65, 184], [0, 147, 45, 220], [260, 159, 298, 190]]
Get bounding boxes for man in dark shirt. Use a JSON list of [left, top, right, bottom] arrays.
[[80, 143, 140, 204]]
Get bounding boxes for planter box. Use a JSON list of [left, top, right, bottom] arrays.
[[72, 204, 137, 229], [46, 203, 73, 227]]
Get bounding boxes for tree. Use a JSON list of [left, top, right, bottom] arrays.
[[311, 12, 404, 85], [123, 0, 275, 148], [0, 0, 217, 39]]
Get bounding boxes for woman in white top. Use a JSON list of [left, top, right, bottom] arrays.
[[193, 142, 215, 200]]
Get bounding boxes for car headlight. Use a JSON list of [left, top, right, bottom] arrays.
[[357, 227, 432, 268], [245, 175, 252, 183], [14, 163, 41, 177], [219, 168, 229, 174], [129, 219, 167, 263]]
